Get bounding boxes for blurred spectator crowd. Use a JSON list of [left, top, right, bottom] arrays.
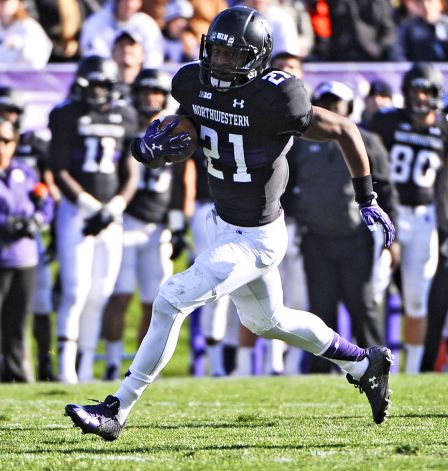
[[1, 0, 448, 383]]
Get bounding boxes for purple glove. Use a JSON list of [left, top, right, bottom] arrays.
[[131, 119, 192, 169], [359, 194, 395, 248]]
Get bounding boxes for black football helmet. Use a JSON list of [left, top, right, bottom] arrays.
[[131, 68, 171, 118], [199, 6, 273, 91], [75, 55, 121, 107], [401, 62, 444, 116]]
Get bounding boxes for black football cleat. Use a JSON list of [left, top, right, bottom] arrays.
[[65, 395, 125, 441], [346, 346, 393, 424]]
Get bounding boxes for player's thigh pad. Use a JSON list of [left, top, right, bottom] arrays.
[[159, 212, 287, 314]]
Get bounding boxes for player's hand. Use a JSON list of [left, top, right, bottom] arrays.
[[131, 119, 191, 169], [82, 208, 114, 236], [170, 229, 190, 260], [359, 193, 395, 248]]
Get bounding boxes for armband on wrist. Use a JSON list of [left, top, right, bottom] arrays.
[[352, 175, 374, 204]]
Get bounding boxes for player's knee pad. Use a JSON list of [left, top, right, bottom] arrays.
[[152, 294, 181, 323], [237, 303, 281, 336], [158, 263, 218, 315]]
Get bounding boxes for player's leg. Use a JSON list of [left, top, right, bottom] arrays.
[[77, 222, 124, 382], [102, 293, 133, 380], [137, 225, 173, 345], [56, 199, 95, 384], [231, 267, 392, 424], [232, 323, 257, 376], [399, 205, 438, 373], [102, 214, 140, 380], [191, 201, 229, 376], [199, 295, 230, 376], [64, 212, 289, 437]]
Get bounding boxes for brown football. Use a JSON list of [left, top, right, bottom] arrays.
[[157, 114, 199, 161]]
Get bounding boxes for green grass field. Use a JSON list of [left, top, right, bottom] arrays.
[[0, 374, 447, 470]]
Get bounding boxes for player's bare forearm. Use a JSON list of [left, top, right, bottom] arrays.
[[54, 169, 86, 203], [116, 154, 139, 203], [302, 106, 371, 178]]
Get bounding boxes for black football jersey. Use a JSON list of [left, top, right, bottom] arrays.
[[126, 162, 174, 223], [48, 99, 138, 203], [14, 130, 50, 180], [370, 108, 448, 206], [172, 62, 312, 227]]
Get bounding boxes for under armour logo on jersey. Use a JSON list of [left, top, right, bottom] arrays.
[[369, 376, 379, 389], [152, 143, 163, 151], [233, 99, 245, 109]]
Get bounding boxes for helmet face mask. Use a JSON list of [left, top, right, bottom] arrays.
[[402, 63, 444, 117], [199, 6, 273, 91]]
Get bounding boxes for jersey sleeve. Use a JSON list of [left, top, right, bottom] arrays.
[[260, 72, 313, 136], [171, 62, 198, 112]]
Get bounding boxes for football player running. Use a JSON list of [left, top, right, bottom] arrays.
[[369, 62, 446, 373], [65, 6, 396, 439], [49, 55, 139, 383], [101, 68, 193, 380]]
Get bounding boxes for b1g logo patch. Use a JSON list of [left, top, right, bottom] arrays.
[[199, 91, 212, 100]]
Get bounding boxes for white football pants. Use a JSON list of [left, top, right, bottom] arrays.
[[119, 209, 334, 388]]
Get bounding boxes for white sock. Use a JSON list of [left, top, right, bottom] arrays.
[[234, 347, 252, 376], [329, 357, 369, 380], [114, 296, 187, 424], [77, 347, 95, 383], [207, 343, 225, 376], [58, 340, 78, 384], [405, 344, 424, 374], [265, 339, 285, 374], [106, 340, 123, 368]]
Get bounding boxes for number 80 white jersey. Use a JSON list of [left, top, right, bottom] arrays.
[[370, 108, 448, 206]]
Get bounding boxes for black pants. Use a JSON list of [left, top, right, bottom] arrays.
[[302, 231, 382, 373], [421, 230, 448, 371], [0, 266, 36, 382]]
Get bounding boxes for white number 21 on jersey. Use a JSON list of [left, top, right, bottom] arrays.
[[200, 125, 251, 182]]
